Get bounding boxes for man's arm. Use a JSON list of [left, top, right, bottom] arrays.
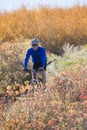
[[42, 48, 47, 68], [23, 49, 31, 69]]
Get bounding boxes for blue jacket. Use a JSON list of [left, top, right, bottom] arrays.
[[24, 46, 47, 69]]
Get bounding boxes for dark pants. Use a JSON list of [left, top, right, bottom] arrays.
[[33, 62, 47, 70], [33, 62, 47, 84]]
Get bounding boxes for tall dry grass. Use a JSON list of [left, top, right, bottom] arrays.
[[0, 6, 87, 54]]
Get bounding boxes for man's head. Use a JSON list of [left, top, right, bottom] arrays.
[[31, 38, 39, 50]]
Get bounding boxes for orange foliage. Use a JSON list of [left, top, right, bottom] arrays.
[[0, 6, 87, 53], [0, 67, 87, 129]]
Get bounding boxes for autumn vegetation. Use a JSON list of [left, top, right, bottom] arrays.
[[0, 5, 87, 54], [0, 5, 87, 130]]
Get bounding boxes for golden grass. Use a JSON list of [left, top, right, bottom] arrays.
[[0, 6, 87, 54]]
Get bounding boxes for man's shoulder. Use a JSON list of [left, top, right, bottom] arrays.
[[28, 47, 33, 51], [27, 47, 33, 53], [39, 46, 45, 50]]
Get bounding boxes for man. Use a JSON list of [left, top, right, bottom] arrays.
[[23, 38, 47, 90]]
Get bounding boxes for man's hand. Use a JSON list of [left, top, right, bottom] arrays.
[[39, 67, 44, 71], [23, 68, 29, 72]]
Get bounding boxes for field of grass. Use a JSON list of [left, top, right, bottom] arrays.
[[0, 41, 87, 130], [0, 4, 87, 129], [55, 43, 87, 72], [0, 6, 87, 54]]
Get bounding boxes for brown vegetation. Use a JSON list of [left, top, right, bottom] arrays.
[[0, 5, 87, 129], [0, 67, 87, 130], [0, 6, 87, 53]]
